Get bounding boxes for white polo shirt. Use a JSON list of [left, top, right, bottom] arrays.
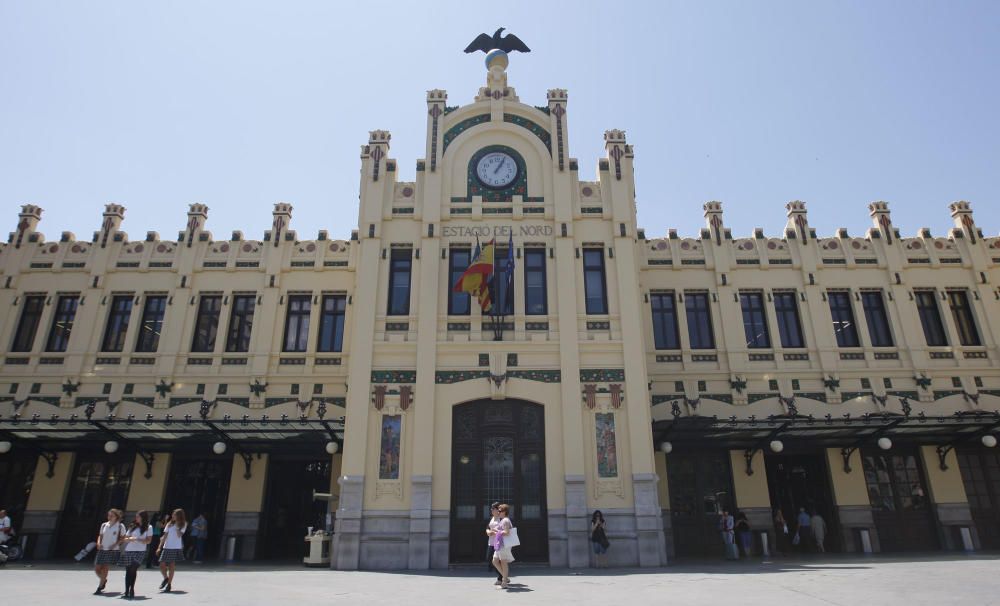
[[162, 523, 187, 549]]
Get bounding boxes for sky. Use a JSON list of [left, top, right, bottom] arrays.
[[1, 1, 998, 242]]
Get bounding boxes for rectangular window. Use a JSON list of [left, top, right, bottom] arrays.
[[387, 249, 412, 316], [492, 247, 514, 315], [448, 248, 471, 316], [134, 295, 167, 353], [740, 292, 771, 348], [773, 292, 805, 348], [11, 295, 46, 352], [523, 248, 547, 315], [190, 295, 222, 353], [101, 295, 134, 352], [317, 294, 347, 352], [45, 295, 80, 352], [947, 290, 981, 346], [283, 294, 312, 352], [582, 248, 608, 315], [861, 291, 894, 347], [225, 295, 256, 353], [650, 292, 680, 349], [915, 290, 948, 346], [827, 291, 860, 347], [685, 292, 715, 349]]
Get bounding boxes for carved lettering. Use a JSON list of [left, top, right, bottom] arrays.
[[440, 225, 554, 238]]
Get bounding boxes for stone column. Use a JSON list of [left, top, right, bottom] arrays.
[[729, 450, 773, 553], [920, 445, 978, 550], [826, 448, 879, 552], [21, 452, 75, 558], [222, 453, 268, 560], [125, 453, 171, 514]]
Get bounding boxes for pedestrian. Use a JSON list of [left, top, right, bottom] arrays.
[[0, 509, 12, 546], [487, 503, 514, 589], [93, 508, 125, 595], [120, 510, 152, 599], [485, 503, 503, 586], [156, 508, 187, 593], [147, 513, 165, 569], [719, 509, 737, 560], [735, 510, 752, 557], [191, 513, 208, 563], [810, 511, 827, 553], [773, 509, 790, 555], [795, 507, 811, 552], [591, 510, 610, 568]]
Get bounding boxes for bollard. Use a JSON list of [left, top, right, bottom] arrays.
[[225, 536, 237, 562], [759, 531, 770, 557], [960, 527, 974, 551]]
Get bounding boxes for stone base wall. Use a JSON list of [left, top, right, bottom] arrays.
[[934, 502, 979, 550], [222, 511, 261, 560], [836, 504, 879, 553], [21, 510, 60, 559]]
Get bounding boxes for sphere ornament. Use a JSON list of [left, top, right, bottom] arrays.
[[660, 441, 673, 454], [326, 441, 339, 455], [104, 440, 119, 454], [770, 440, 784, 453], [213, 441, 227, 455], [0, 440, 12, 454], [877, 437, 893, 450], [485, 49, 509, 71], [982, 434, 998, 448]]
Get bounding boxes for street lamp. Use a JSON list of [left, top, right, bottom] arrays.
[[326, 441, 339, 455], [877, 437, 892, 450], [104, 440, 119, 454], [0, 441, 11, 454], [982, 435, 998, 448], [659, 442, 673, 454], [770, 440, 784, 453], [212, 441, 227, 455]]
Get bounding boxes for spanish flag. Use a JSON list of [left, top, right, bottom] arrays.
[[453, 238, 495, 312]]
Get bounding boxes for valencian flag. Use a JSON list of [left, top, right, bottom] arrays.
[[453, 238, 495, 312]]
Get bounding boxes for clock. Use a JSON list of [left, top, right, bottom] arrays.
[[475, 151, 518, 189]]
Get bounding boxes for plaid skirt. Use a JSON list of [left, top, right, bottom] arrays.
[[94, 549, 120, 565], [119, 550, 146, 567], [158, 548, 184, 564]]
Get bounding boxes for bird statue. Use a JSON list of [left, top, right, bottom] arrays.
[[464, 28, 531, 54]]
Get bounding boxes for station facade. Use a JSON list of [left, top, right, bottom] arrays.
[[2, 55, 1000, 569]]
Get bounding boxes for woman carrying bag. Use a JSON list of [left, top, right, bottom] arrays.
[[487, 504, 516, 590], [591, 510, 610, 567]]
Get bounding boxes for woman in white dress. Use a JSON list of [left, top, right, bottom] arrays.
[[93, 509, 125, 595], [155, 509, 187, 593], [120, 510, 152, 599], [487, 503, 514, 589]]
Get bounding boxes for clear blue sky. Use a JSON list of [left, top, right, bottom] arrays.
[[1, 1, 998, 241]]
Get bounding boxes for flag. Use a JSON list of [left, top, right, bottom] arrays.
[[503, 230, 515, 314], [453, 238, 495, 312]]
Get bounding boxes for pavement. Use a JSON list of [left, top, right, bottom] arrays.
[[3, 554, 1000, 605]]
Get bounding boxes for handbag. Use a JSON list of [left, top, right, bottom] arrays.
[[792, 531, 801, 546], [506, 527, 521, 548], [592, 526, 610, 549]]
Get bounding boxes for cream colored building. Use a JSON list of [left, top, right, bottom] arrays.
[[2, 53, 1000, 569]]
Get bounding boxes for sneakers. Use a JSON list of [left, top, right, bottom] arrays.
[[494, 579, 502, 586], [159, 578, 168, 589]]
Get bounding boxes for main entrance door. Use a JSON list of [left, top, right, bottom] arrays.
[[56, 454, 134, 558], [450, 400, 547, 563], [162, 457, 232, 559], [260, 457, 332, 559], [667, 451, 735, 558], [861, 449, 938, 552], [765, 453, 840, 551], [957, 447, 1000, 549]]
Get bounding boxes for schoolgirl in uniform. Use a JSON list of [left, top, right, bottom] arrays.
[[94, 509, 125, 595], [156, 508, 187, 593], [119, 510, 152, 599]]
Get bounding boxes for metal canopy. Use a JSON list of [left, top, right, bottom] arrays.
[[653, 412, 1000, 451], [0, 414, 346, 455]]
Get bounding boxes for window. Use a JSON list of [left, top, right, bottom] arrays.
[[101, 295, 134, 352], [283, 294, 312, 352], [317, 295, 347, 352], [523, 248, 547, 315], [685, 292, 715, 349], [947, 290, 981, 346], [448, 248, 471, 316], [191, 295, 222, 353], [773, 292, 805, 348], [492, 247, 514, 315], [740, 292, 771, 348], [915, 290, 948, 346], [582, 248, 608, 315], [827, 291, 860, 347], [225, 295, 256, 353], [861, 291, 894, 347], [11, 295, 45, 352], [134, 295, 167, 353], [387, 249, 412, 315], [45, 295, 80, 352], [650, 292, 680, 349]]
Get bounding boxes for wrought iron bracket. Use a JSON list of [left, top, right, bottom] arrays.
[[91, 420, 156, 479], [41, 450, 58, 478], [840, 446, 861, 474], [238, 451, 256, 479], [936, 444, 955, 471], [139, 451, 155, 479], [840, 417, 906, 473], [935, 416, 1000, 470], [743, 422, 790, 476]]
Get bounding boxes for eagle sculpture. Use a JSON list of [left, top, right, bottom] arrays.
[[464, 28, 531, 54]]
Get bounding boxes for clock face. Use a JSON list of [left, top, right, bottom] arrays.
[[475, 151, 518, 189]]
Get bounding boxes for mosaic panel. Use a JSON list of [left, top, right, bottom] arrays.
[[379, 415, 402, 480], [595, 413, 619, 478]]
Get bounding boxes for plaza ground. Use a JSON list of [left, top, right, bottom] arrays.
[[3, 554, 1000, 605]]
